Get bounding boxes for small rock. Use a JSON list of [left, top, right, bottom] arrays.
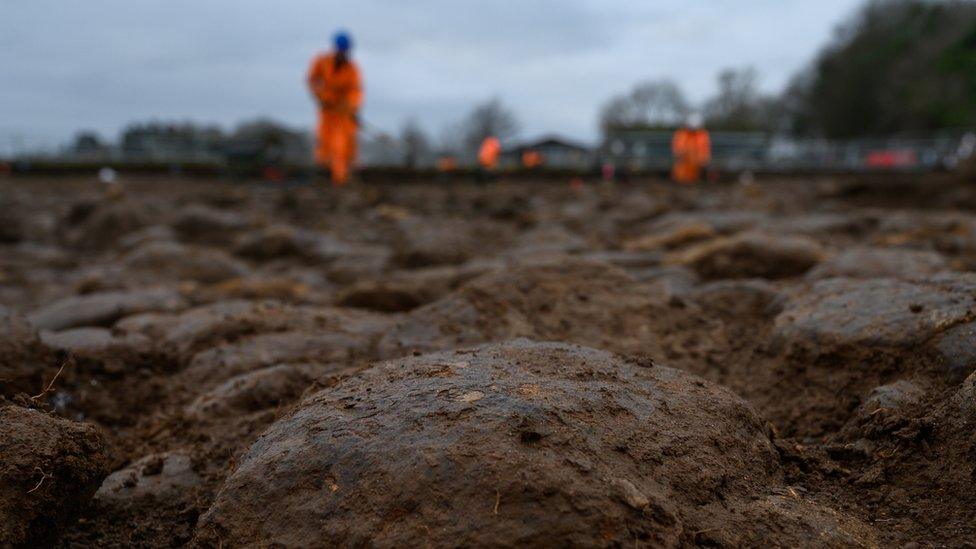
[[95, 452, 202, 505]]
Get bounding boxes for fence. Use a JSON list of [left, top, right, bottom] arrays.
[[5, 128, 976, 175], [600, 128, 976, 173]]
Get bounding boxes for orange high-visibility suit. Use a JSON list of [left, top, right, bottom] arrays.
[[671, 128, 711, 183], [522, 150, 543, 168], [436, 156, 457, 172], [307, 52, 363, 185], [479, 137, 501, 170]]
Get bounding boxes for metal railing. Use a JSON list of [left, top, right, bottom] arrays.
[[5, 129, 976, 174]]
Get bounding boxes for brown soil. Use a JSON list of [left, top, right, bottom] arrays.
[[0, 402, 108, 546], [1, 174, 975, 547]]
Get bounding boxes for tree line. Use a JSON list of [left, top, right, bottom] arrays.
[[602, 0, 976, 138], [425, 0, 976, 154], [71, 0, 976, 165]]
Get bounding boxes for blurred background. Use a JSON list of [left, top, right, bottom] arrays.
[[3, 0, 976, 175]]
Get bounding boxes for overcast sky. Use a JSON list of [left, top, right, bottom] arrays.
[[1, 0, 864, 151]]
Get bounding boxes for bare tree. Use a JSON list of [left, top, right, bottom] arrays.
[[436, 121, 466, 157], [703, 67, 765, 131], [461, 98, 520, 152], [599, 80, 690, 133], [399, 118, 430, 168], [71, 131, 107, 157]]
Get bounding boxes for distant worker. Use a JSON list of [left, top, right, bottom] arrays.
[[478, 136, 501, 170], [435, 154, 457, 183], [522, 149, 543, 169], [436, 155, 457, 172], [477, 136, 501, 182], [307, 30, 363, 186], [671, 114, 711, 184]]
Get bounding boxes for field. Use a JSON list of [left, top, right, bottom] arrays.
[[2, 174, 976, 547]]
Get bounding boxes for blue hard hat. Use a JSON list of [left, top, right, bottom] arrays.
[[334, 31, 352, 53]]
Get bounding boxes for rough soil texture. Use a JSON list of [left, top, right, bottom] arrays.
[[198, 340, 876, 548], [2, 174, 976, 547], [1, 305, 58, 397], [0, 403, 108, 546]]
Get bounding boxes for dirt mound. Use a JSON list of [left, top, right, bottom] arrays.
[[670, 231, 825, 280], [647, 210, 768, 236], [0, 404, 108, 546], [95, 451, 203, 507], [578, 250, 664, 275], [0, 305, 57, 397], [197, 340, 875, 547], [624, 220, 716, 251], [689, 279, 782, 321], [773, 274, 976, 359], [28, 288, 188, 331], [171, 204, 250, 245], [122, 241, 251, 283], [391, 217, 515, 267], [376, 260, 735, 379], [0, 211, 25, 244], [764, 212, 875, 238], [811, 371, 976, 545], [184, 362, 340, 420], [135, 301, 392, 363], [873, 210, 976, 260], [233, 225, 352, 264], [40, 327, 154, 374], [760, 274, 976, 436], [116, 300, 277, 357], [118, 224, 176, 250], [504, 223, 587, 257], [326, 245, 393, 284], [190, 275, 331, 305], [806, 246, 950, 280], [180, 330, 374, 388], [336, 263, 491, 312], [66, 450, 207, 547], [63, 197, 151, 249], [377, 260, 670, 358]]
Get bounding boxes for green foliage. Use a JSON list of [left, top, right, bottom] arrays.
[[790, 0, 976, 137]]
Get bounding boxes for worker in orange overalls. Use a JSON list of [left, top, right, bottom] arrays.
[[307, 31, 363, 186], [478, 136, 501, 170], [436, 155, 457, 172], [522, 149, 543, 169], [477, 136, 501, 182], [671, 114, 711, 184]]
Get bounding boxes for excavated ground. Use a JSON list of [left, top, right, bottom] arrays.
[[2, 174, 976, 547]]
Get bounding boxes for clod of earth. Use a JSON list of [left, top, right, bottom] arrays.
[[0, 404, 108, 546], [197, 340, 877, 547], [0, 305, 58, 397], [669, 231, 826, 280]]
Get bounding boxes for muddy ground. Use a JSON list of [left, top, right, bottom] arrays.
[[2, 174, 976, 547]]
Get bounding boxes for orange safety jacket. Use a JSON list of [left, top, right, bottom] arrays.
[[307, 52, 363, 114], [671, 128, 711, 183], [672, 128, 711, 165], [522, 150, 543, 168], [478, 137, 501, 169]]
